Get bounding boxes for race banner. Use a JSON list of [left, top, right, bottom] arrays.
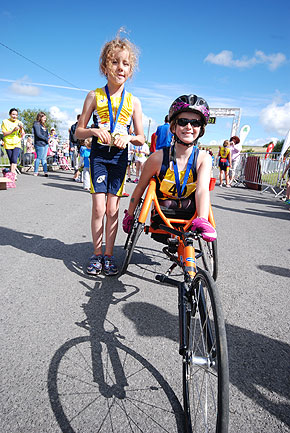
[[239, 125, 250, 146]]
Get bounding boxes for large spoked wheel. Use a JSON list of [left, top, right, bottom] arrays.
[[120, 199, 144, 275], [183, 269, 229, 433], [198, 238, 218, 281]]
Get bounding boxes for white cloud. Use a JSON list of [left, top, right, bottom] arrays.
[[255, 51, 286, 71], [49, 106, 76, 138], [204, 50, 286, 70], [10, 80, 40, 96], [260, 101, 290, 136]]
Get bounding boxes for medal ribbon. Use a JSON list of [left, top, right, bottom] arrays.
[[172, 146, 196, 198], [105, 84, 125, 134]]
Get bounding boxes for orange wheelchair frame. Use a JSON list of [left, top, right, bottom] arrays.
[[120, 178, 228, 432], [121, 177, 218, 280]]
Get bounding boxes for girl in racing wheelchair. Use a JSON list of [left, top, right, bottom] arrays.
[[123, 94, 216, 243]]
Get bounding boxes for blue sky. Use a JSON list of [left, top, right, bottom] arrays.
[[1, 0, 289, 147]]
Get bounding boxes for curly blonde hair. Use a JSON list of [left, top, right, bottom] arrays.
[[99, 37, 139, 78]]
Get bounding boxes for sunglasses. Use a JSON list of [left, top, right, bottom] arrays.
[[176, 118, 203, 127]]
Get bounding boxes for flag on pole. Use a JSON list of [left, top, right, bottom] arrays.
[[265, 142, 275, 159], [239, 125, 250, 146]]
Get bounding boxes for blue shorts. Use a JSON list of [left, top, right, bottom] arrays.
[[219, 160, 229, 172], [90, 159, 126, 196], [6, 147, 21, 164]]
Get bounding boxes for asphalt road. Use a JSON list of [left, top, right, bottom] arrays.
[[0, 169, 289, 433]]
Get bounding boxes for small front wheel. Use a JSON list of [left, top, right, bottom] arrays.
[[183, 269, 229, 433]]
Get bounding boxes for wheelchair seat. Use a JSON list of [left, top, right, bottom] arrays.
[[150, 206, 196, 245]]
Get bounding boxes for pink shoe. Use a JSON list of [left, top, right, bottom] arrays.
[[134, 178, 139, 183]]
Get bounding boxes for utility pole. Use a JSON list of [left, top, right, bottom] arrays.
[[146, 119, 151, 143]]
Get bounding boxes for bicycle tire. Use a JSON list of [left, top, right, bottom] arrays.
[[198, 238, 218, 281], [120, 199, 144, 276], [183, 269, 229, 433], [121, 222, 144, 275]]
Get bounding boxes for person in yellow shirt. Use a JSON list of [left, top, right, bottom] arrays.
[[218, 140, 232, 187], [76, 35, 144, 276], [1, 108, 25, 177], [123, 94, 217, 243]]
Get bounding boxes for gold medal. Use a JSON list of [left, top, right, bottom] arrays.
[[109, 133, 120, 148]]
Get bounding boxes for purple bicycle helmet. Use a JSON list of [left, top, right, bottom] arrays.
[[168, 94, 210, 125]]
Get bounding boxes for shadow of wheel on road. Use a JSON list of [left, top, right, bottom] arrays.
[[47, 277, 184, 433], [47, 334, 184, 433]]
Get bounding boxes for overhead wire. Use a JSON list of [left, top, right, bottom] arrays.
[[0, 41, 80, 89]]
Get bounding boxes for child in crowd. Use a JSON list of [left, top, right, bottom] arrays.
[[58, 148, 70, 170], [126, 141, 134, 182], [123, 94, 217, 243], [62, 140, 70, 158], [79, 138, 91, 190], [48, 128, 59, 163], [76, 35, 144, 276], [25, 136, 35, 153], [23, 136, 35, 166], [218, 140, 231, 187], [133, 140, 149, 183]]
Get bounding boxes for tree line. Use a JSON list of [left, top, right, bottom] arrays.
[[17, 108, 61, 137]]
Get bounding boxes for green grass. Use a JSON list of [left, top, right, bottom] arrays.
[[262, 172, 286, 187]]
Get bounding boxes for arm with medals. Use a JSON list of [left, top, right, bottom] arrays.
[[109, 91, 144, 150]]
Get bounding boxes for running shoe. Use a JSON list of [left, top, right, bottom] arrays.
[[87, 254, 103, 275], [122, 192, 130, 197], [126, 178, 132, 183], [134, 178, 139, 183], [103, 255, 118, 276], [284, 199, 290, 204]]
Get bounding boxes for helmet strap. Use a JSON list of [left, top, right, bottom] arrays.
[[173, 133, 197, 147]]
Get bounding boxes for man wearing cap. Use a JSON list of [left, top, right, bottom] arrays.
[[229, 135, 241, 184]]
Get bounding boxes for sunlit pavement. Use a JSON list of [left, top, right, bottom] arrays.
[[1, 170, 289, 433]]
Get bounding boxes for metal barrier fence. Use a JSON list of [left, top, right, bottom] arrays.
[[0, 146, 10, 167], [234, 152, 289, 196], [0, 134, 69, 170], [0, 135, 35, 169]]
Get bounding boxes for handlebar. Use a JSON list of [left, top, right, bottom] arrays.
[[159, 224, 199, 241]]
